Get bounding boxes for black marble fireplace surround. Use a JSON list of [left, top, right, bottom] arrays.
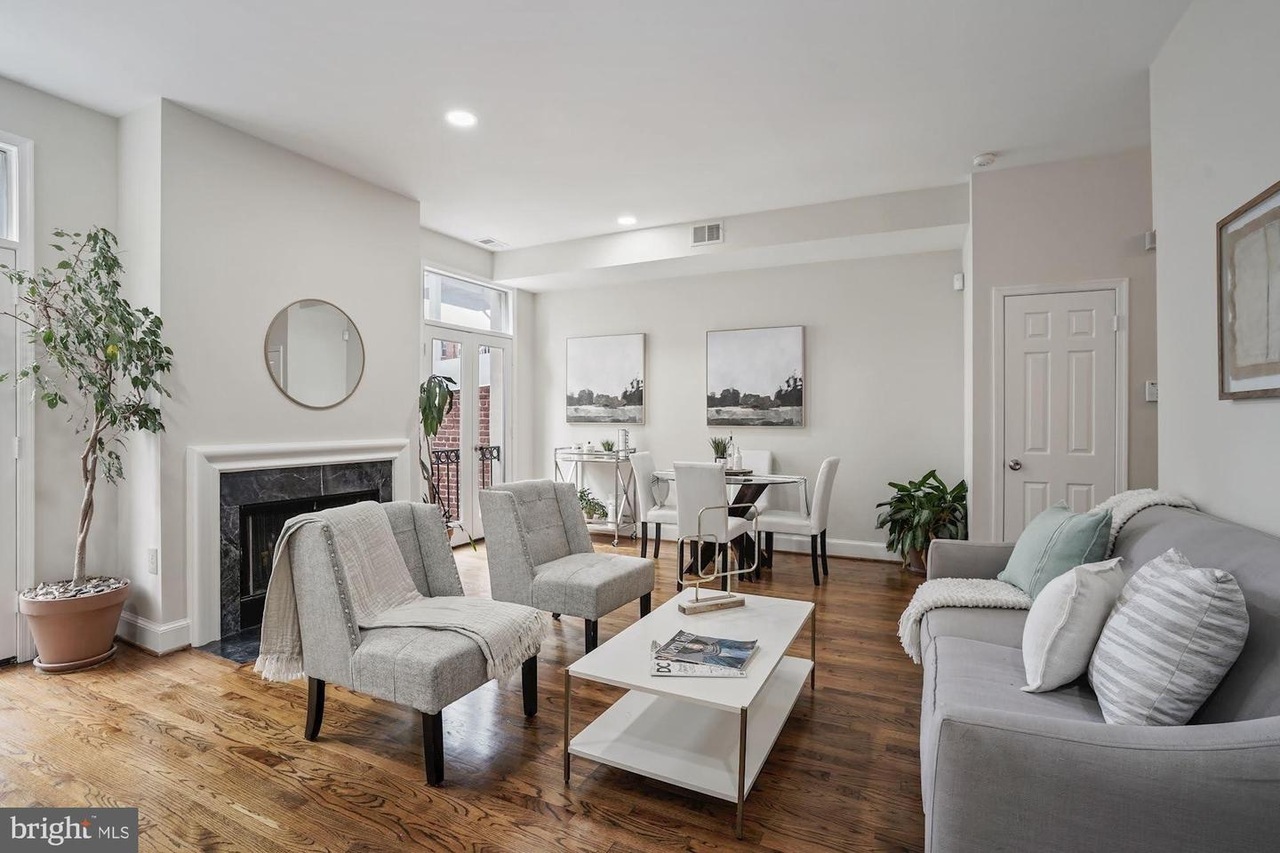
[[218, 461, 392, 640]]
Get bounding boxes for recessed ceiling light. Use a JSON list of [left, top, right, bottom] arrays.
[[445, 110, 478, 128], [617, 215, 638, 226]]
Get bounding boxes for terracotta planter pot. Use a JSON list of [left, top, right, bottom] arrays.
[[19, 580, 130, 673], [906, 547, 927, 575]]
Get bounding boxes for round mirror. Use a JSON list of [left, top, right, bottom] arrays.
[[264, 300, 365, 409]]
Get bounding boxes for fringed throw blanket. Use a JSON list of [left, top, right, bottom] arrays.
[[1092, 489, 1196, 554], [898, 579, 1032, 664], [255, 501, 543, 683]]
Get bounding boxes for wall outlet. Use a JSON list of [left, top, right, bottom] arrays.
[[1144, 381, 1159, 402], [147, 548, 159, 575]]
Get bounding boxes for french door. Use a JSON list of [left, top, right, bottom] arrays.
[[423, 326, 511, 545]]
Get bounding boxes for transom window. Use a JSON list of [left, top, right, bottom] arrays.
[[423, 270, 511, 334]]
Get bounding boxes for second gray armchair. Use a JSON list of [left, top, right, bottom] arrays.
[[480, 479, 656, 654]]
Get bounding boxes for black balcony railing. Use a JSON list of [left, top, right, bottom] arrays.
[[428, 445, 502, 525]]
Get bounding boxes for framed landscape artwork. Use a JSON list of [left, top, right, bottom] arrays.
[[706, 325, 804, 427], [565, 333, 645, 423], [1218, 178, 1280, 399]]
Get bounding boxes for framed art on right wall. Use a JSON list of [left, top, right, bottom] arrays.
[[706, 325, 804, 426], [1219, 178, 1280, 399]]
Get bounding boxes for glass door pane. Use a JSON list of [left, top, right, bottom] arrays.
[[428, 337, 464, 538]]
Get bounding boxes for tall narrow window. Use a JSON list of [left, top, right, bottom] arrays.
[[0, 144, 13, 241], [423, 270, 511, 334]]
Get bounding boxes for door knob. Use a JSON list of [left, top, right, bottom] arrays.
[[1008, 459, 1022, 471]]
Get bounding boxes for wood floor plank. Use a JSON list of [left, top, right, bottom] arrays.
[[0, 538, 925, 851]]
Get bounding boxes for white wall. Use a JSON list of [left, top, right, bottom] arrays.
[[1151, 0, 1280, 535], [421, 227, 492, 281], [153, 100, 423, 624], [530, 252, 965, 553], [0, 76, 120, 585], [968, 148, 1159, 540]]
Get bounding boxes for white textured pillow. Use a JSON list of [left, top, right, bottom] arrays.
[[1089, 549, 1250, 725], [1022, 558, 1126, 693]]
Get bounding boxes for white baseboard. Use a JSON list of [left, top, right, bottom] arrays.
[[770, 533, 895, 562], [117, 612, 191, 655]]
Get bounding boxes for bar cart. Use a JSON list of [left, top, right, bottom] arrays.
[[553, 446, 637, 546]]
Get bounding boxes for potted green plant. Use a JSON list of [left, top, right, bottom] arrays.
[[1, 228, 173, 671], [418, 373, 457, 514], [599, 439, 616, 453], [578, 488, 607, 522], [708, 436, 730, 462], [874, 470, 968, 574]]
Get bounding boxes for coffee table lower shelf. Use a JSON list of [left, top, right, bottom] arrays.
[[567, 655, 812, 832]]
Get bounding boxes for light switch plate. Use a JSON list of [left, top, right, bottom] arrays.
[[1145, 381, 1159, 402]]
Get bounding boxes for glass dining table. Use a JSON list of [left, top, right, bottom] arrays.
[[651, 470, 809, 578]]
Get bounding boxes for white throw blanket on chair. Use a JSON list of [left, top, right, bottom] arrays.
[[255, 501, 543, 683], [898, 579, 1032, 664]]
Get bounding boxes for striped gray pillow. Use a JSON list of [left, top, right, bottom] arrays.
[[1088, 548, 1249, 725]]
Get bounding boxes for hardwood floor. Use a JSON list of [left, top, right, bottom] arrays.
[[0, 538, 925, 852]]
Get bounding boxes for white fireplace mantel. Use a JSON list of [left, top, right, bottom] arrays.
[[185, 438, 412, 647]]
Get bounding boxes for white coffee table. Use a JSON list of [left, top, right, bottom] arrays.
[[563, 588, 816, 838]]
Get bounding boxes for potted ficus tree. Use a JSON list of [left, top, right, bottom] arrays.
[[1, 228, 173, 671]]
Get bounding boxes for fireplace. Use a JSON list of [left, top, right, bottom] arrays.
[[217, 460, 392, 641], [237, 489, 378, 630]]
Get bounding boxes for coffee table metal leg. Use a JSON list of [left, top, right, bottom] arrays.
[[736, 706, 748, 839], [810, 609, 817, 690], [563, 669, 572, 783]]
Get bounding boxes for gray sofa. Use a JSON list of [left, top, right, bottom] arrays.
[[920, 505, 1280, 853]]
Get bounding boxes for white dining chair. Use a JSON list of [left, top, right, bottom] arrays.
[[674, 461, 754, 592], [629, 451, 679, 559], [754, 457, 840, 586]]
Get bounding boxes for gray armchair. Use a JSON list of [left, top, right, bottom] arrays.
[[290, 501, 538, 786], [479, 480, 655, 653]]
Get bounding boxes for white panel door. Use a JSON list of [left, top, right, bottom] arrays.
[[1003, 289, 1118, 538], [0, 244, 18, 661]]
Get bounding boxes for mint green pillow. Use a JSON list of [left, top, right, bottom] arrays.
[[998, 504, 1112, 598]]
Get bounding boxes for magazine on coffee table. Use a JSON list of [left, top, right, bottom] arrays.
[[648, 641, 749, 678], [653, 630, 758, 670]]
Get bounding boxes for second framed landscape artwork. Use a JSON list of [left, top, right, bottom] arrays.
[[706, 325, 804, 427], [565, 333, 645, 423]]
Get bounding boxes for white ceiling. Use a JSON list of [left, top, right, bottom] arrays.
[[0, 1, 1190, 249]]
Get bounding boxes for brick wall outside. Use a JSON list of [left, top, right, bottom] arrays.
[[428, 370, 494, 523]]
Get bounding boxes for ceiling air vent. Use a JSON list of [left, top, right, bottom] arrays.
[[475, 237, 509, 250], [691, 221, 724, 247]]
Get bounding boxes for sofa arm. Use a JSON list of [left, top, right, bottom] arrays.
[[928, 704, 1280, 853], [926, 540, 1015, 580]]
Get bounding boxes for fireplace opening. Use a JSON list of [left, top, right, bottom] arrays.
[[237, 489, 378, 631]]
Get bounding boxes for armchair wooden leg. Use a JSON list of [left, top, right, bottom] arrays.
[[585, 619, 599, 653], [639, 593, 651, 617], [522, 656, 538, 718], [765, 532, 775, 569], [423, 711, 444, 786], [653, 524, 662, 559], [810, 534, 821, 586], [640, 522, 649, 557], [305, 677, 325, 741], [820, 530, 829, 576]]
